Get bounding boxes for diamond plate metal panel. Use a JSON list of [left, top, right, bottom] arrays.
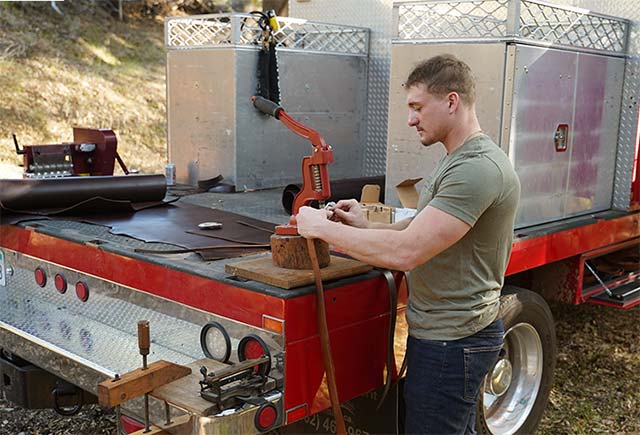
[[0, 249, 283, 382], [290, 0, 395, 176], [1, 265, 202, 377], [613, 55, 640, 210]]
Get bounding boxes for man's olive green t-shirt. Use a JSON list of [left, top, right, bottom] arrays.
[[407, 134, 520, 341]]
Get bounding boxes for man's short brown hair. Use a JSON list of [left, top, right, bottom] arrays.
[[405, 54, 476, 105]]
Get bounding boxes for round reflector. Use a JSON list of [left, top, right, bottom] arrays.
[[54, 274, 67, 294], [254, 403, 278, 432], [238, 334, 271, 376], [75, 281, 89, 302], [34, 267, 47, 287], [200, 321, 231, 363]]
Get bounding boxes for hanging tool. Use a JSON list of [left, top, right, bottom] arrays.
[[247, 10, 280, 105]]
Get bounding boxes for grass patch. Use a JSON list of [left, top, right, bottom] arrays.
[[0, 2, 168, 175]]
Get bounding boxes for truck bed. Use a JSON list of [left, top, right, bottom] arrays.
[[6, 188, 380, 301]]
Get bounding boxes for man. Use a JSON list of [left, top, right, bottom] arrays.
[[296, 54, 521, 434]]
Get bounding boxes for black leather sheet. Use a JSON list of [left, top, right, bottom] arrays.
[[77, 201, 274, 260], [0, 175, 275, 260], [0, 197, 170, 225], [1, 200, 274, 261]]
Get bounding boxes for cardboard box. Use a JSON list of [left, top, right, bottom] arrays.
[[360, 178, 421, 223], [360, 184, 393, 223], [395, 177, 422, 209]]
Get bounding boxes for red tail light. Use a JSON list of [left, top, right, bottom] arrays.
[[238, 334, 271, 376], [54, 274, 67, 293], [75, 281, 89, 302], [255, 403, 278, 432], [121, 415, 144, 433], [243, 338, 265, 359], [34, 267, 47, 287]]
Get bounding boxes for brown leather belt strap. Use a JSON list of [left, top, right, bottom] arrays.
[[307, 238, 346, 435], [377, 269, 400, 410]]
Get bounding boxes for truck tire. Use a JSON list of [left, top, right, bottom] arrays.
[[476, 286, 557, 435]]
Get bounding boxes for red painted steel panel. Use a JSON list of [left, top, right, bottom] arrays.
[[507, 213, 640, 275], [283, 314, 391, 419], [283, 275, 392, 343]]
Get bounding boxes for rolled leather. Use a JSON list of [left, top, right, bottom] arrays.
[[0, 175, 167, 211]]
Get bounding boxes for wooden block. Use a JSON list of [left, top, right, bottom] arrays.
[[271, 235, 330, 269], [225, 254, 373, 289], [98, 360, 191, 407]]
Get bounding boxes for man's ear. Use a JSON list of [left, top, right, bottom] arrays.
[[447, 92, 460, 114]]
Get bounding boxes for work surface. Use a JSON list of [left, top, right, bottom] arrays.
[[4, 188, 379, 299]]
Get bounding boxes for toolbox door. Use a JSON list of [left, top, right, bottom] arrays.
[[509, 45, 576, 228]]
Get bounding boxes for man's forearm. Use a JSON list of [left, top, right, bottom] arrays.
[[368, 217, 413, 231], [317, 221, 415, 271]]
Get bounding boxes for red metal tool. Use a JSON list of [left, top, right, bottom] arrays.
[[251, 96, 334, 235], [13, 127, 129, 178]]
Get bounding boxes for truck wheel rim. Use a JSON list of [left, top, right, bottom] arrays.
[[483, 322, 543, 435]]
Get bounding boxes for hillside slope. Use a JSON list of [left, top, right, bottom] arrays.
[[0, 2, 167, 177]]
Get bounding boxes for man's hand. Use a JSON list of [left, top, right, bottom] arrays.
[[330, 199, 369, 229], [295, 206, 331, 239]]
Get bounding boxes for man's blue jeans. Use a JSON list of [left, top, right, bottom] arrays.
[[403, 319, 504, 435]]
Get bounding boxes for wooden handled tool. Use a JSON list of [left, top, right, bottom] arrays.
[[138, 320, 151, 432]]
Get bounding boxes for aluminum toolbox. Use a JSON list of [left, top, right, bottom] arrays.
[[165, 14, 370, 190], [387, 0, 633, 228]]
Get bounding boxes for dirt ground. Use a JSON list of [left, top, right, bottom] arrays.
[[0, 301, 637, 434], [0, 399, 115, 435], [537, 302, 639, 434]]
